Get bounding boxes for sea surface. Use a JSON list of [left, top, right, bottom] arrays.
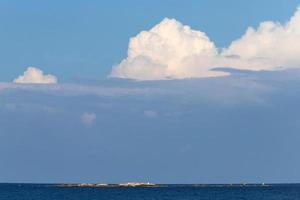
[[0, 183, 300, 200]]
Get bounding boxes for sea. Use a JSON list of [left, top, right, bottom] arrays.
[[0, 183, 300, 200]]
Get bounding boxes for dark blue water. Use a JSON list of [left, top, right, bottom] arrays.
[[1, 184, 300, 200]]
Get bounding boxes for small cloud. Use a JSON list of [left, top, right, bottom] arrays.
[[144, 110, 158, 118], [13, 67, 58, 84], [81, 112, 97, 126]]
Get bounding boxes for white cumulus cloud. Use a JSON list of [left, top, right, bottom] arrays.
[[111, 18, 228, 80], [111, 7, 300, 80], [223, 7, 300, 70], [13, 67, 58, 84]]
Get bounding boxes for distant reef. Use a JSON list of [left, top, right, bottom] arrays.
[[60, 182, 157, 188], [59, 183, 270, 188]]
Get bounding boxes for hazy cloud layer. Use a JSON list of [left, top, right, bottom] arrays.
[[0, 82, 160, 97], [2, 70, 300, 183], [13, 67, 58, 84], [111, 7, 300, 80]]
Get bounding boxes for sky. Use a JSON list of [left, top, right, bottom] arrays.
[[1, 0, 300, 184], [0, 0, 300, 81]]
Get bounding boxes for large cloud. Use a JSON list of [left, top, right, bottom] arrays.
[[223, 7, 300, 70], [13, 67, 58, 84], [111, 7, 300, 80], [111, 18, 228, 80]]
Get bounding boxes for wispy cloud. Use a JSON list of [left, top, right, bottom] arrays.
[[0, 82, 161, 97]]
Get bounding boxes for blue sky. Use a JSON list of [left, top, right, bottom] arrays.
[[1, 1, 300, 184], [0, 0, 299, 81]]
